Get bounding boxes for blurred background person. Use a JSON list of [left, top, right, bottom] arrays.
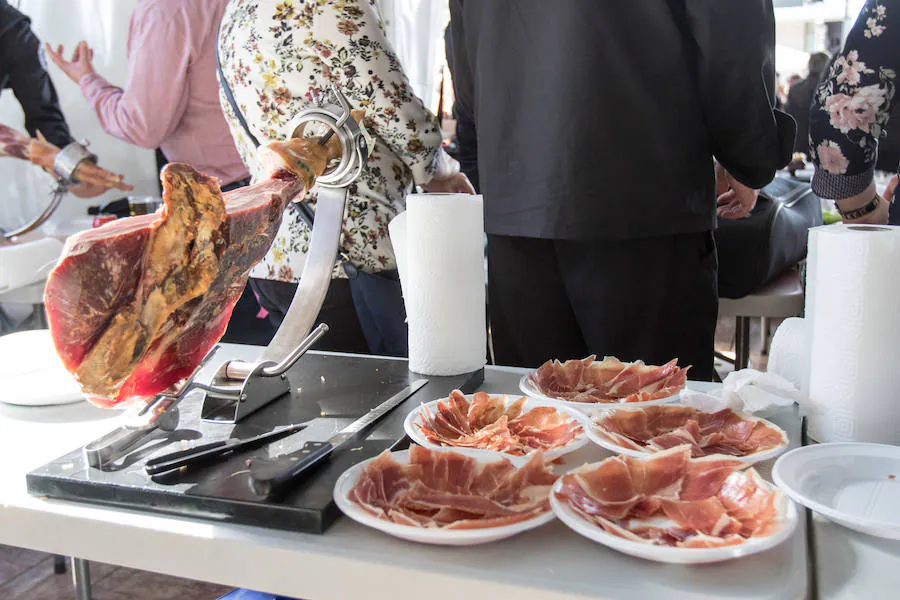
[[217, 0, 472, 357], [0, 0, 104, 198], [449, 0, 794, 379], [809, 0, 897, 225], [786, 51, 830, 155]]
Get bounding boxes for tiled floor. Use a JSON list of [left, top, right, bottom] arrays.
[[0, 546, 230, 600]]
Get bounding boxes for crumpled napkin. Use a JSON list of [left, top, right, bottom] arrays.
[[679, 369, 805, 416]]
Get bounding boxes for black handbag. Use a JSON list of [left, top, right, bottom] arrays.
[[715, 172, 823, 298]]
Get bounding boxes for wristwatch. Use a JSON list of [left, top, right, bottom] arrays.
[[836, 194, 880, 221]]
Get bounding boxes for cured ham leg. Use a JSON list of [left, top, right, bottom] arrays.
[[0, 123, 132, 191], [45, 136, 340, 405]]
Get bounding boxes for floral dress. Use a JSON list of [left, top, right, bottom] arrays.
[[217, 0, 444, 281], [810, 0, 897, 201]]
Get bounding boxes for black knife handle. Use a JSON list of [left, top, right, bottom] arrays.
[[144, 440, 230, 475], [250, 441, 334, 499]]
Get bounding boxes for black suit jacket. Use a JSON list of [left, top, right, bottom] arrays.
[[449, 0, 795, 240], [0, 0, 73, 148]]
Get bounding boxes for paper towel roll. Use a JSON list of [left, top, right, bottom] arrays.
[[804, 224, 900, 443], [768, 317, 809, 393], [389, 194, 486, 375]]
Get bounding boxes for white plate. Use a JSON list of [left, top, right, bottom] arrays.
[[587, 406, 789, 464], [333, 449, 556, 545], [550, 469, 799, 564], [518, 374, 679, 414], [404, 393, 590, 460], [0, 330, 84, 406], [773, 443, 900, 540]]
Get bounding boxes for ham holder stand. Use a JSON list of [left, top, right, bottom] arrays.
[[84, 86, 371, 470]]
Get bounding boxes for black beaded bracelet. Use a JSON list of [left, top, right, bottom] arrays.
[[837, 195, 880, 221]]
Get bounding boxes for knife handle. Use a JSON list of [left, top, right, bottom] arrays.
[[251, 441, 333, 499], [144, 440, 230, 475]]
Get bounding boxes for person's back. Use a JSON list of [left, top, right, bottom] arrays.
[[450, 0, 792, 242], [786, 52, 830, 154]]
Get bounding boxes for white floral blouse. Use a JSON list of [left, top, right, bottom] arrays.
[[217, 0, 444, 281], [810, 0, 897, 200]]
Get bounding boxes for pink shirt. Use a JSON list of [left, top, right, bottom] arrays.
[[79, 0, 248, 185]]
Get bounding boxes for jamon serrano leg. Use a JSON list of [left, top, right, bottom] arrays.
[[46, 135, 340, 405], [0, 123, 132, 191]]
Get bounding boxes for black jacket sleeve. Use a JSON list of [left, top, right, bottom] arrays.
[[0, 4, 73, 148], [682, 0, 795, 189]]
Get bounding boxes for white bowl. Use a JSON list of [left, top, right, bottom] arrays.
[[404, 393, 590, 460], [518, 374, 679, 414], [333, 448, 556, 545], [587, 406, 789, 464], [773, 443, 900, 540], [550, 469, 799, 564]]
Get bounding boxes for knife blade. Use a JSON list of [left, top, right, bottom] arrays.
[[249, 378, 428, 499], [144, 423, 307, 476]]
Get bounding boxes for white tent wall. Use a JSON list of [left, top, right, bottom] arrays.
[[0, 0, 158, 234], [376, 0, 449, 115]]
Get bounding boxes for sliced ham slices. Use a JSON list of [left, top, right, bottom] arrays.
[[335, 447, 558, 544], [524, 356, 689, 405], [406, 391, 586, 458], [590, 406, 788, 462], [550, 446, 797, 562]]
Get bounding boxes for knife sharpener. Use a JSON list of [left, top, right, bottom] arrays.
[[83, 85, 369, 468]]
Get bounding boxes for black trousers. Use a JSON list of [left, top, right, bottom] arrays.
[[487, 232, 718, 381], [249, 277, 371, 354]]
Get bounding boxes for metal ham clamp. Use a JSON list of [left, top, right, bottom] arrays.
[[84, 85, 369, 469], [1, 140, 96, 242]]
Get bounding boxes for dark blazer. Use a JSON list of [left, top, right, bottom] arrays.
[[0, 0, 73, 148], [449, 0, 795, 240]]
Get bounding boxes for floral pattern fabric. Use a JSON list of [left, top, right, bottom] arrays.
[[810, 0, 898, 199], [218, 0, 443, 280]]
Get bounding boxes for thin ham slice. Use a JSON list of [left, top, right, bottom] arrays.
[[416, 390, 582, 455], [593, 406, 788, 458], [347, 446, 557, 530], [554, 446, 785, 548], [528, 356, 689, 404]]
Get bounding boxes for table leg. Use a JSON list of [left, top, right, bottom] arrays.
[[32, 303, 47, 329], [734, 316, 751, 370], [760, 316, 769, 356], [72, 557, 92, 600]]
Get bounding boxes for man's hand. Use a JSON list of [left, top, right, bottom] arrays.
[[68, 182, 108, 198], [45, 41, 96, 84], [716, 167, 758, 220], [422, 172, 476, 195]]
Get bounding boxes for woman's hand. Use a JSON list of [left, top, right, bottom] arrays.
[[836, 181, 890, 225], [422, 172, 475, 194], [45, 41, 96, 84]]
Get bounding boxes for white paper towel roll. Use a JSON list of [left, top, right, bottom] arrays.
[[768, 317, 809, 394], [804, 224, 900, 443], [389, 194, 486, 375]]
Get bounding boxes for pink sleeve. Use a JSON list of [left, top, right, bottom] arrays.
[[79, 4, 190, 149]]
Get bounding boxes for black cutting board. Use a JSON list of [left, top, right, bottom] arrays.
[[27, 351, 483, 534]]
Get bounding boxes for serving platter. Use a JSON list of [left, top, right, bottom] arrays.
[[404, 393, 590, 460], [333, 448, 556, 545], [518, 374, 678, 413]]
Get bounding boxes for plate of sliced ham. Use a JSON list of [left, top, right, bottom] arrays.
[[334, 445, 558, 545], [550, 446, 798, 563], [519, 356, 688, 412], [588, 405, 788, 464], [404, 391, 589, 460]]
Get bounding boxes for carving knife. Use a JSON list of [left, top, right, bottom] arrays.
[[249, 378, 428, 499]]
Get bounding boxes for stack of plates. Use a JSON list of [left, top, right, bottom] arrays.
[[0, 329, 83, 406]]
